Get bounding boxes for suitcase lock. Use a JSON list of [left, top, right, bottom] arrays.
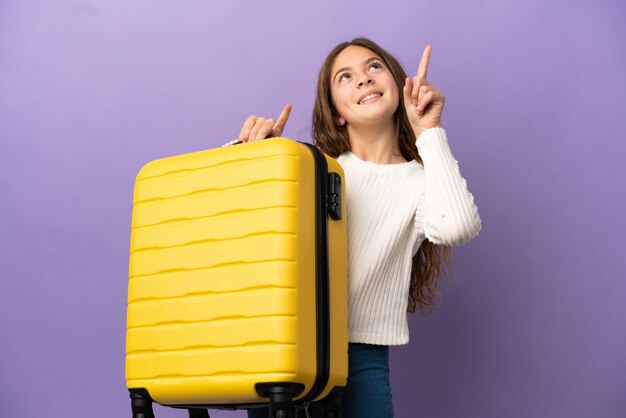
[[327, 172, 342, 221]]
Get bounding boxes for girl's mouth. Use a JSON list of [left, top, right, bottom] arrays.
[[358, 93, 383, 105]]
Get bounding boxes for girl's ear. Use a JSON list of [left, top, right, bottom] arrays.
[[337, 117, 345, 126]]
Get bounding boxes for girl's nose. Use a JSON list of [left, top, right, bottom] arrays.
[[357, 77, 374, 87]]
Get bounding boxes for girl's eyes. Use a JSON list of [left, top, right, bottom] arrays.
[[339, 61, 383, 81], [338, 62, 383, 82]]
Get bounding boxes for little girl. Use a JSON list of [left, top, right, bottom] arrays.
[[229, 38, 481, 418]]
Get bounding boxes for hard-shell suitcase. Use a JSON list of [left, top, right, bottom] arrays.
[[125, 138, 348, 418]]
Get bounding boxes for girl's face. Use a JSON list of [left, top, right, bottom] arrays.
[[330, 45, 399, 129]]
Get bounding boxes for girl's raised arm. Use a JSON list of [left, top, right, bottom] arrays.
[[415, 128, 481, 247], [405, 46, 480, 246]]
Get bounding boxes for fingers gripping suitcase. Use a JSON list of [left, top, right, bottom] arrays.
[[125, 138, 348, 418]]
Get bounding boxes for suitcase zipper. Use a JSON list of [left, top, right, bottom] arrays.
[[299, 143, 332, 403]]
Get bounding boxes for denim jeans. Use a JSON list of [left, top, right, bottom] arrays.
[[246, 342, 394, 418]]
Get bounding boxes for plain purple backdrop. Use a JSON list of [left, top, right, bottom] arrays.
[[1, 1, 625, 417]]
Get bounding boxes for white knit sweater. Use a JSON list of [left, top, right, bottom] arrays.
[[222, 127, 481, 345], [335, 127, 481, 345]]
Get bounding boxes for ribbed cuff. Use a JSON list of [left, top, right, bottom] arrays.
[[415, 127, 448, 151]]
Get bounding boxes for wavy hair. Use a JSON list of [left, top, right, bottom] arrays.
[[312, 37, 452, 313]]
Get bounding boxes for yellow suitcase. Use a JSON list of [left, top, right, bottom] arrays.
[[125, 138, 348, 418]]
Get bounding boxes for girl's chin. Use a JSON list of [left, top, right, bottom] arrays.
[[348, 112, 396, 126]]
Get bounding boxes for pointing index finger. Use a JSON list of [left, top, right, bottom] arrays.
[[272, 103, 292, 135], [417, 45, 432, 79]]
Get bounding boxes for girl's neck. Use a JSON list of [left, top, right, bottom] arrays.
[[346, 119, 406, 164]]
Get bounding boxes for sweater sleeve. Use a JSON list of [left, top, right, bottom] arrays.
[[221, 139, 241, 147], [414, 127, 481, 247]]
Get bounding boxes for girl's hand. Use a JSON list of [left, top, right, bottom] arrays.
[[402, 45, 445, 138], [238, 104, 292, 142]]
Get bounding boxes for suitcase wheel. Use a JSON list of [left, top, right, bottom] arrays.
[[188, 408, 210, 418], [129, 389, 155, 418]]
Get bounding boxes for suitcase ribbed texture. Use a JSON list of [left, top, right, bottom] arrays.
[[126, 139, 347, 406]]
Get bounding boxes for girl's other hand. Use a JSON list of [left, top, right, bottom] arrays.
[[238, 104, 293, 142], [402, 45, 445, 138]]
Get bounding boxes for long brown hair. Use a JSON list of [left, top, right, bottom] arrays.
[[312, 37, 452, 313]]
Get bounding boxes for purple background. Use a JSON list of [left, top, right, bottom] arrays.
[[1, 1, 625, 417]]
